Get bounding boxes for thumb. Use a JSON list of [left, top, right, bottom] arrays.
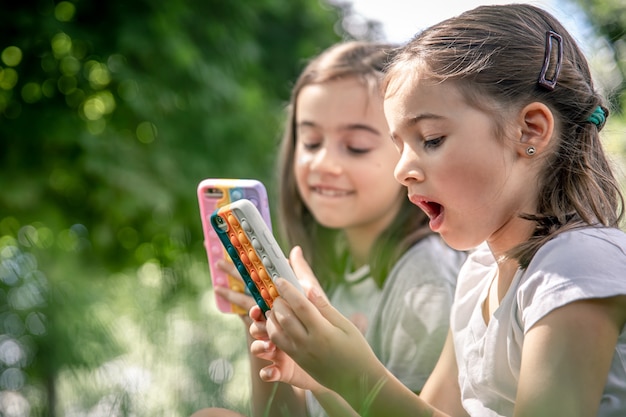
[[307, 282, 331, 310], [306, 283, 346, 327], [289, 246, 328, 303], [288, 246, 348, 330]]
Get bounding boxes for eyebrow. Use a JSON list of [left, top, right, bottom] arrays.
[[404, 113, 445, 127], [297, 120, 381, 135], [390, 113, 446, 139]]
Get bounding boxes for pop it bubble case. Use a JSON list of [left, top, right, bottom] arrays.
[[210, 198, 303, 314], [197, 179, 271, 313]]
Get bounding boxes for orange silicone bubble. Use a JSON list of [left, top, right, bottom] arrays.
[[221, 206, 276, 308]]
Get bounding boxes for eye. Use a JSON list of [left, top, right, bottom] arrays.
[[347, 146, 371, 155], [424, 136, 445, 149], [302, 142, 321, 151], [298, 134, 322, 151]]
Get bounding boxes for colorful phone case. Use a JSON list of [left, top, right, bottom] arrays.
[[197, 179, 271, 313], [210, 198, 303, 314]]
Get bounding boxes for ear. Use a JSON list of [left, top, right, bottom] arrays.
[[516, 102, 554, 157]]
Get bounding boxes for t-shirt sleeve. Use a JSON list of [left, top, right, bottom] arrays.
[[517, 228, 626, 332]]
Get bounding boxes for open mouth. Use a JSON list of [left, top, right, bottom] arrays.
[[421, 201, 443, 219], [410, 196, 443, 219]]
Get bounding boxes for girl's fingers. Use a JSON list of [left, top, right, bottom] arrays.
[[216, 259, 241, 280], [270, 278, 359, 363], [270, 281, 312, 343], [249, 339, 284, 384], [214, 260, 253, 320], [264, 307, 301, 354], [249, 305, 264, 321], [214, 285, 256, 312], [259, 364, 280, 382], [250, 339, 277, 360], [272, 277, 332, 336], [249, 315, 269, 341]]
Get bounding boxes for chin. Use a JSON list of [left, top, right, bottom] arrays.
[[312, 216, 346, 230], [439, 233, 481, 252]]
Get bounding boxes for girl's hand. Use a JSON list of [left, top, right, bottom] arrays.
[[263, 247, 383, 395], [250, 333, 324, 392], [247, 259, 327, 393], [214, 259, 255, 324]]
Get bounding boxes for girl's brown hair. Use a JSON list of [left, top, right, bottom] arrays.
[[276, 41, 432, 291], [385, 4, 624, 267]]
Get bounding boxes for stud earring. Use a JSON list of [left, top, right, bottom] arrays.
[[525, 146, 536, 156]]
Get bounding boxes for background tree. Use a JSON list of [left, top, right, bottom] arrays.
[[572, 0, 626, 111]]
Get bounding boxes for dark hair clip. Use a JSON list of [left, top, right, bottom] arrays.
[[538, 30, 563, 90]]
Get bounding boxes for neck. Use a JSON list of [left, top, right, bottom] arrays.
[[482, 254, 520, 323], [345, 230, 375, 269], [487, 239, 522, 296], [344, 200, 402, 269], [496, 256, 519, 292]]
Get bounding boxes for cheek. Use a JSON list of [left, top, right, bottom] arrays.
[[295, 148, 314, 167], [357, 160, 402, 196], [371, 148, 401, 176], [293, 149, 310, 192], [444, 154, 508, 208]]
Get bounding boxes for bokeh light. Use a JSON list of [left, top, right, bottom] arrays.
[[20, 83, 42, 104], [0, 68, 18, 91], [1, 47, 22, 67], [54, 1, 76, 22], [0, 236, 49, 417], [136, 121, 157, 144], [51, 33, 72, 58]]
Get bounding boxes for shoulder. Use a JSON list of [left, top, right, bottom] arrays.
[[528, 226, 626, 280], [518, 226, 626, 330], [538, 225, 626, 253]]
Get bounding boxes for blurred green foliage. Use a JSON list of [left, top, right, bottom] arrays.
[[0, 0, 348, 271], [573, 0, 626, 110], [0, 0, 356, 415]]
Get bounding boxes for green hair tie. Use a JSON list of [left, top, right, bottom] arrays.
[[587, 106, 606, 127]]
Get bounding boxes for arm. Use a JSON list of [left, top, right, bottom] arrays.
[[513, 295, 626, 417], [245, 331, 307, 417], [419, 330, 468, 417], [250, 305, 382, 417], [248, 252, 362, 417], [215, 261, 307, 417], [263, 248, 454, 417]]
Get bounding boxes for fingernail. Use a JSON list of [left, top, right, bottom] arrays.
[[263, 341, 275, 352]]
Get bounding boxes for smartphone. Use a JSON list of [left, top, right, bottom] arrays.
[[211, 198, 303, 314], [197, 178, 271, 313]]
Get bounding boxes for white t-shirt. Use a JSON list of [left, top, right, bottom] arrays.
[[307, 235, 466, 417], [452, 227, 626, 417]]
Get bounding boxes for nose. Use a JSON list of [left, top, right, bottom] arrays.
[[309, 146, 342, 175], [394, 146, 424, 186]]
